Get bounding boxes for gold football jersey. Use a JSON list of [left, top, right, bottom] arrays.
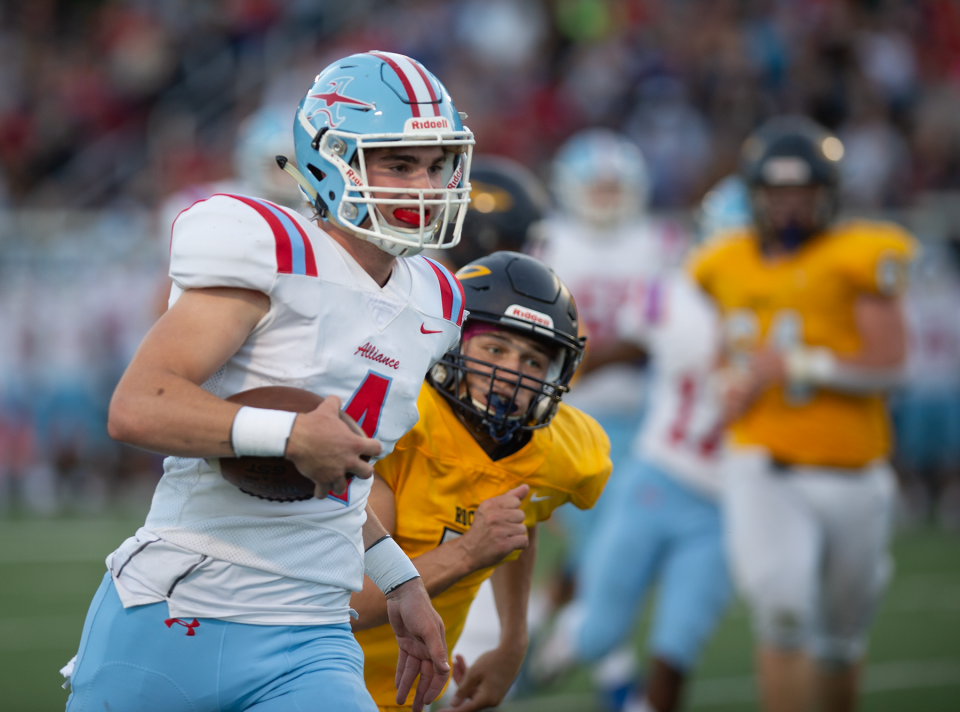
[[356, 383, 611, 709], [689, 220, 916, 467]]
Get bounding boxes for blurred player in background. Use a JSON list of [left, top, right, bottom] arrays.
[[529, 128, 686, 614], [159, 104, 306, 223], [697, 174, 752, 244], [690, 116, 916, 712], [529, 178, 751, 712], [892, 238, 960, 529], [63, 52, 475, 712], [152, 104, 308, 316], [351, 252, 612, 712]]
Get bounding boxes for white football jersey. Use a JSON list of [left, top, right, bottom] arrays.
[[618, 274, 724, 497], [135, 193, 463, 595], [902, 244, 960, 391], [531, 215, 687, 413]]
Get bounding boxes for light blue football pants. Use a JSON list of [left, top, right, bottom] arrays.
[[65, 573, 377, 712], [575, 459, 733, 670]]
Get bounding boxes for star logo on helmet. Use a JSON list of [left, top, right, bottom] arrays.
[[304, 78, 376, 129]]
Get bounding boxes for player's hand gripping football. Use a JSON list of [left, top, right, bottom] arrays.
[[284, 395, 381, 499], [456, 484, 530, 570], [439, 647, 525, 712], [386, 577, 451, 712]]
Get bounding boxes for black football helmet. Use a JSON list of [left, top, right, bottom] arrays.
[[442, 155, 550, 270], [428, 251, 585, 444], [740, 115, 844, 247]]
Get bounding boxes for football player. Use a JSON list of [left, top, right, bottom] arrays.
[[158, 102, 309, 238], [62, 52, 474, 712], [529, 128, 685, 596], [529, 271, 735, 712], [529, 175, 753, 712], [349, 251, 613, 712], [689, 116, 916, 712]]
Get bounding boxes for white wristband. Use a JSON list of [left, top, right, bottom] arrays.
[[784, 347, 837, 385], [364, 536, 420, 595], [230, 406, 298, 457]]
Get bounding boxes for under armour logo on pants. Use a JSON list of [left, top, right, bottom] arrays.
[[164, 618, 200, 636]]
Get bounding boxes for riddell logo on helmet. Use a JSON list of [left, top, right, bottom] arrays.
[[505, 305, 554, 329], [404, 117, 451, 133], [446, 161, 464, 189], [344, 167, 363, 187]]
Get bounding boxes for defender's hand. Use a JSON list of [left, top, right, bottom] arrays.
[[440, 648, 525, 712], [457, 484, 530, 571], [387, 577, 450, 712], [285, 395, 381, 499]]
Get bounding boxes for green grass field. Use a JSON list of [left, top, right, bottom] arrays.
[[0, 514, 957, 711]]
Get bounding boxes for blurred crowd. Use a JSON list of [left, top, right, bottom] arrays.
[[1, 0, 960, 520], [2, 0, 960, 210]]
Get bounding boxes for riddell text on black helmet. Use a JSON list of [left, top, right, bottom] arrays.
[[428, 251, 585, 446]]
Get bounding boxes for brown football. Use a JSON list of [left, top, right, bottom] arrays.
[[220, 387, 367, 502]]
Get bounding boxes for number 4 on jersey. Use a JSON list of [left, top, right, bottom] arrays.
[[344, 371, 392, 438], [327, 371, 391, 504]]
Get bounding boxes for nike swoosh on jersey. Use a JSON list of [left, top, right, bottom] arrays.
[[420, 324, 443, 334], [530, 492, 552, 502]]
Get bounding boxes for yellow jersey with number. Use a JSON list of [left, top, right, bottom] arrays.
[[355, 382, 611, 709], [689, 220, 916, 468]]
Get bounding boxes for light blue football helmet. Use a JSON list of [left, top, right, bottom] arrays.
[[234, 104, 301, 207], [698, 174, 752, 241], [551, 128, 650, 227], [287, 51, 474, 257]]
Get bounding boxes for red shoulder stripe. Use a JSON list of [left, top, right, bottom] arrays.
[[280, 207, 318, 277], [424, 258, 453, 321], [224, 195, 293, 274], [453, 273, 465, 326]]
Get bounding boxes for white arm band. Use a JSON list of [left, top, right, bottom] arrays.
[[785, 347, 903, 394], [230, 406, 298, 457], [364, 536, 420, 595]]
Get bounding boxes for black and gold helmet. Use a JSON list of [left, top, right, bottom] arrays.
[[443, 155, 550, 270], [740, 115, 844, 245], [428, 251, 585, 444]]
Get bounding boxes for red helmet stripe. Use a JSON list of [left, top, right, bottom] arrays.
[[406, 57, 439, 117], [369, 51, 421, 118]]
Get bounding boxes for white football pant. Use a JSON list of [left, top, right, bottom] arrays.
[[722, 449, 895, 665]]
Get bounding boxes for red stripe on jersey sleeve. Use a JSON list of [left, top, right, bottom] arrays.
[[453, 274, 465, 326], [225, 195, 293, 274], [425, 258, 454, 321], [281, 207, 318, 277]]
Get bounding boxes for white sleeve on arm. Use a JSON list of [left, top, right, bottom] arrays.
[[169, 194, 279, 295]]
